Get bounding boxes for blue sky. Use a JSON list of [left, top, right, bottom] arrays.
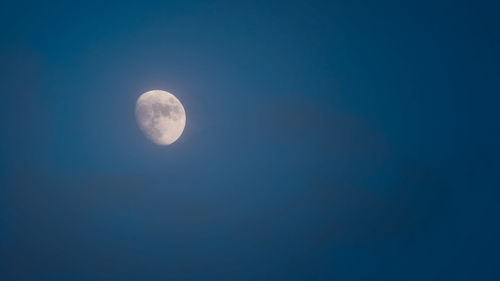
[[0, 1, 499, 280]]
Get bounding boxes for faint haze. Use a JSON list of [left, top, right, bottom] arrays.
[[1, 0, 499, 280]]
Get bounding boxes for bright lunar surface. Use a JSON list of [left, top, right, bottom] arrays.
[[135, 90, 186, 145]]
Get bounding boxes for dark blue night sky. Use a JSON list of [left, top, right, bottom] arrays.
[[1, 1, 499, 280]]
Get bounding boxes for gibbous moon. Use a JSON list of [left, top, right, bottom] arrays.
[[135, 90, 186, 145]]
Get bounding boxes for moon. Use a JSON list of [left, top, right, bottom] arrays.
[[135, 90, 186, 145]]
